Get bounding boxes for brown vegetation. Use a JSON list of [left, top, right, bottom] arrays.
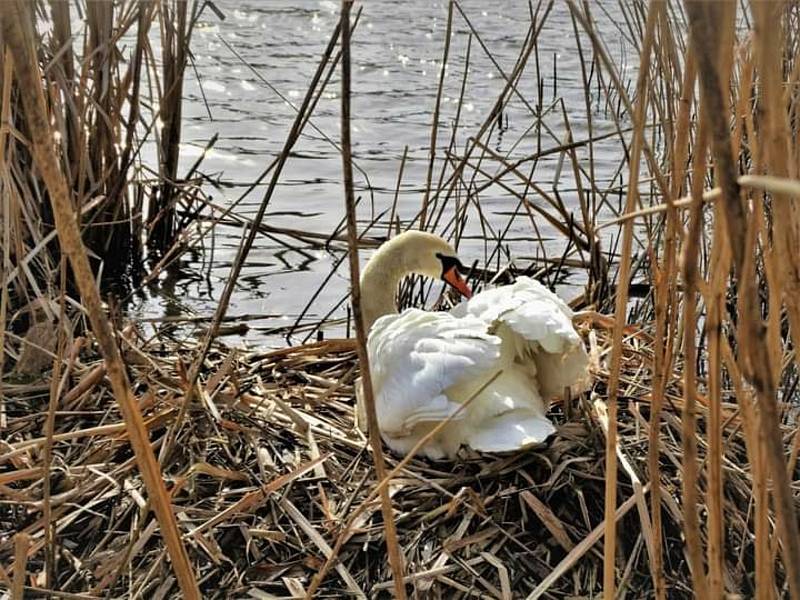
[[2, 1, 800, 598]]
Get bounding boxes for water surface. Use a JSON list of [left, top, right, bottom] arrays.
[[128, 1, 636, 345]]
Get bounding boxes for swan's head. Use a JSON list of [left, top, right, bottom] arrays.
[[360, 231, 473, 329], [394, 231, 472, 299]]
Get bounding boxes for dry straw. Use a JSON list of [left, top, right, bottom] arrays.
[[3, 0, 800, 598]]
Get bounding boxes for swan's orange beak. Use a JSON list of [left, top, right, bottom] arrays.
[[443, 267, 472, 299]]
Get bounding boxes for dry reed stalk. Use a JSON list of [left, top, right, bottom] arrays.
[[680, 113, 709, 598], [748, 13, 800, 590], [152, 0, 190, 249], [705, 7, 738, 594], [11, 532, 28, 600], [686, 3, 800, 597], [595, 2, 659, 596], [648, 32, 696, 600], [751, 0, 800, 355], [722, 330, 774, 599], [420, 0, 454, 229], [47, 0, 78, 172], [1, 2, 200, 598], [389, 145, 409, 235], [338, 1, 406, 597], [759, 198, 783, 600], [0, 48, 12, 431], [41, 258, 69, 588], [705, 210, 727, 599], [113, 1, 155, 205]]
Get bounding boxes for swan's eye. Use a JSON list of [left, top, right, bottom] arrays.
[[435, 253, 466, 276]]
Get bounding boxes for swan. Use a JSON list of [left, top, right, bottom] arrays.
[[357, 231, 592, 460]]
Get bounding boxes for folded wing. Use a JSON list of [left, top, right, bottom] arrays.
[[365, 309, 501, 458], [451, 276, 592, 400]]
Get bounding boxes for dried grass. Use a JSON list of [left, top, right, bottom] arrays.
[[3, 0, 800, 598], [1, 319, 792, 598]]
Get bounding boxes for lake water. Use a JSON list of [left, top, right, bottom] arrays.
[[128, 0, 636, 346]]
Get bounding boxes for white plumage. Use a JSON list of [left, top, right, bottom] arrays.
[[364, 276, 592, 460]]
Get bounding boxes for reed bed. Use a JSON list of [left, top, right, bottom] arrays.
[[0, 321, 785, 599], [3, 0, 800, 598]]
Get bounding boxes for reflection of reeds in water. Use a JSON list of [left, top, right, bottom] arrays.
[[4, 0, 800, 598]]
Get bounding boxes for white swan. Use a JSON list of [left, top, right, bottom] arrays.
[[357, 231, 592, 460]]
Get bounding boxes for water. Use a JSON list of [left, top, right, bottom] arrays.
[[128, 1, 636, 346]]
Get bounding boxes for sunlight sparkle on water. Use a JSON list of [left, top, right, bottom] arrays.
[[204, 80, 226, 93]]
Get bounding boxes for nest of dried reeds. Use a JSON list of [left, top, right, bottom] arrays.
[[1, 316, 787, 599]]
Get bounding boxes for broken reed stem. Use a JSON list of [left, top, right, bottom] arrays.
[[420, 0, 453, 229], [600, 3, 659, 597], [686, 4, 800, 599], [11, 533, 28, 600], [597, 174, 800, 232], [1, 3, 200, 598], [338, 2, 406, 598]]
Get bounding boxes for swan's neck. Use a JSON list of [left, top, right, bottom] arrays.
[[358, 231, 454, 332], [359, 249, 409, 332]]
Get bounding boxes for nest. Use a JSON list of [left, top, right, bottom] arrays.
[[0, 318, 788, 599]]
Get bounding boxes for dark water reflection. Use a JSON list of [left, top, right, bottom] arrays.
[[128, 1, 635, 346]]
